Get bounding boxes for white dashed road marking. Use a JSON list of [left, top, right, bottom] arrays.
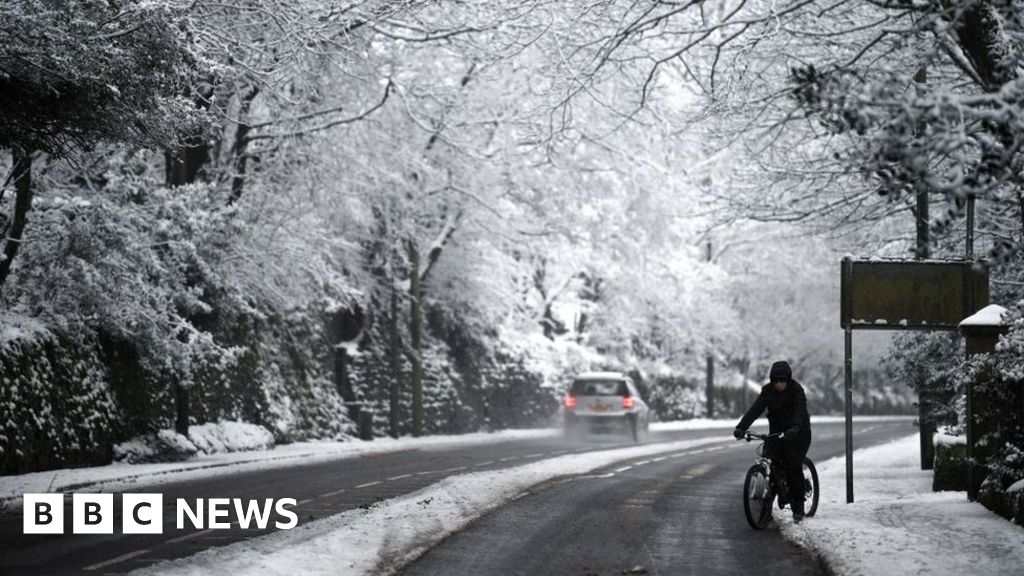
[[83, 549, 150, 571], [165, 529, 213, 545]]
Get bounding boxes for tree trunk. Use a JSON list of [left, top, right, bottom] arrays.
[[228, 86, 259, 204], [341, 347, 358, 436], [174, 381, 190, 436], [409, 241, 424, 437], [0, 151, 32, 291], [164, 139, 211, 437], [914, 189, 930, 259], [165, 144, 210, 187], [955, 2, 1017, 91], [1017, 189, 1024, 244], [706, 355, 715, 419]]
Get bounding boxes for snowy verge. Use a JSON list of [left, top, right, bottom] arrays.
[[0, 429, 557, 505], [132, 436, 730, 576], [779, 434, 1024, 576]]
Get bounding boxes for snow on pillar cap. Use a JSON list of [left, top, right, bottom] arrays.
[[958, 304, 1009, 328]]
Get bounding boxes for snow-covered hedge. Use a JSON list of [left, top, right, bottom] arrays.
[[965, 300, 1024, 525], [0, 309, 352, 473], [0, 319, 116, 474], [113, 421, 275, 463], [933, 439, 969, 492]]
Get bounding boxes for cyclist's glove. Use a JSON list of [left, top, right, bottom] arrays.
[[733, 428, 745, 440], [784, 426, 799, 440]]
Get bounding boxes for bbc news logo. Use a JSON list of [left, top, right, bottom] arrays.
[[23, 494, 298, 534]]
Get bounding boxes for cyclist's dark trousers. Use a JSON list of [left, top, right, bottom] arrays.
[[769, 432, 812, 514]]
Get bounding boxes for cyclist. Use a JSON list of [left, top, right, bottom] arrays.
[[733, 360, 812, 523]]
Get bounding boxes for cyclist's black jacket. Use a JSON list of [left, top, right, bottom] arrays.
[[736, 380, 811, 435]]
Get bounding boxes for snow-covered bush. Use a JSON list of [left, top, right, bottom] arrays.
[[113, 421, 275, 463], [643, 373, 705, 421], [979, 442, 1024, 527], [188, 421, 275, 454], [112, 429, 199, 463]]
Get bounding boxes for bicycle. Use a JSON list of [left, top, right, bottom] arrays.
[[741, 431, 819, 529]]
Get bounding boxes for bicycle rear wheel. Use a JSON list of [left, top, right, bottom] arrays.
[[743, 465, 773, 529], [802, 457, 820, 517]]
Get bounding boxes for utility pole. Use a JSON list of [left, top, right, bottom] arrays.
[[913, 64, 935, 470], [389, 282, 401, 438], [705, 240, 715, 419]]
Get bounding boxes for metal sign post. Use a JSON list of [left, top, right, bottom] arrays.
[[844, 324, 854, 503], [839, 256, 988, 504]]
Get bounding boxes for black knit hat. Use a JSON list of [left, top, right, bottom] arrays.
[[769, 361, 792, 382]]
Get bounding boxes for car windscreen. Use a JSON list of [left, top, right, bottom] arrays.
[[571, 379, 628, 396]]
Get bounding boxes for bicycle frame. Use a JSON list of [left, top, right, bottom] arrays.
[[747, 432, 784, 497]]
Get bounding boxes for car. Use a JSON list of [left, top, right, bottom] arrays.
[[563, 371, 649, 441]]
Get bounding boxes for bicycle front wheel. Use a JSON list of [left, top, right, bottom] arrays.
[[802, 457, 820, 517], [743, 465, 773, 529]]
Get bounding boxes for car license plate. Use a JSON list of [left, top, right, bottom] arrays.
[[589, 403, 611, 412]]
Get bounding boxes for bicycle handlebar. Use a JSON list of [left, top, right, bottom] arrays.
[[743, 431, 783, 442]]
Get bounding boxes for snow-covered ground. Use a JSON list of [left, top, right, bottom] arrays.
[[130, 436, 731, 576], [780, 434, 1024, 576]]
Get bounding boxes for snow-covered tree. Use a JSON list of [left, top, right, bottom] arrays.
[[0, 0, 208, 290]]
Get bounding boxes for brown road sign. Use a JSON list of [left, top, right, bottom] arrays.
[[840, 258, 989, 330]]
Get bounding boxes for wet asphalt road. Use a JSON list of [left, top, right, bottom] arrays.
[[401, 420, 914, 576]]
